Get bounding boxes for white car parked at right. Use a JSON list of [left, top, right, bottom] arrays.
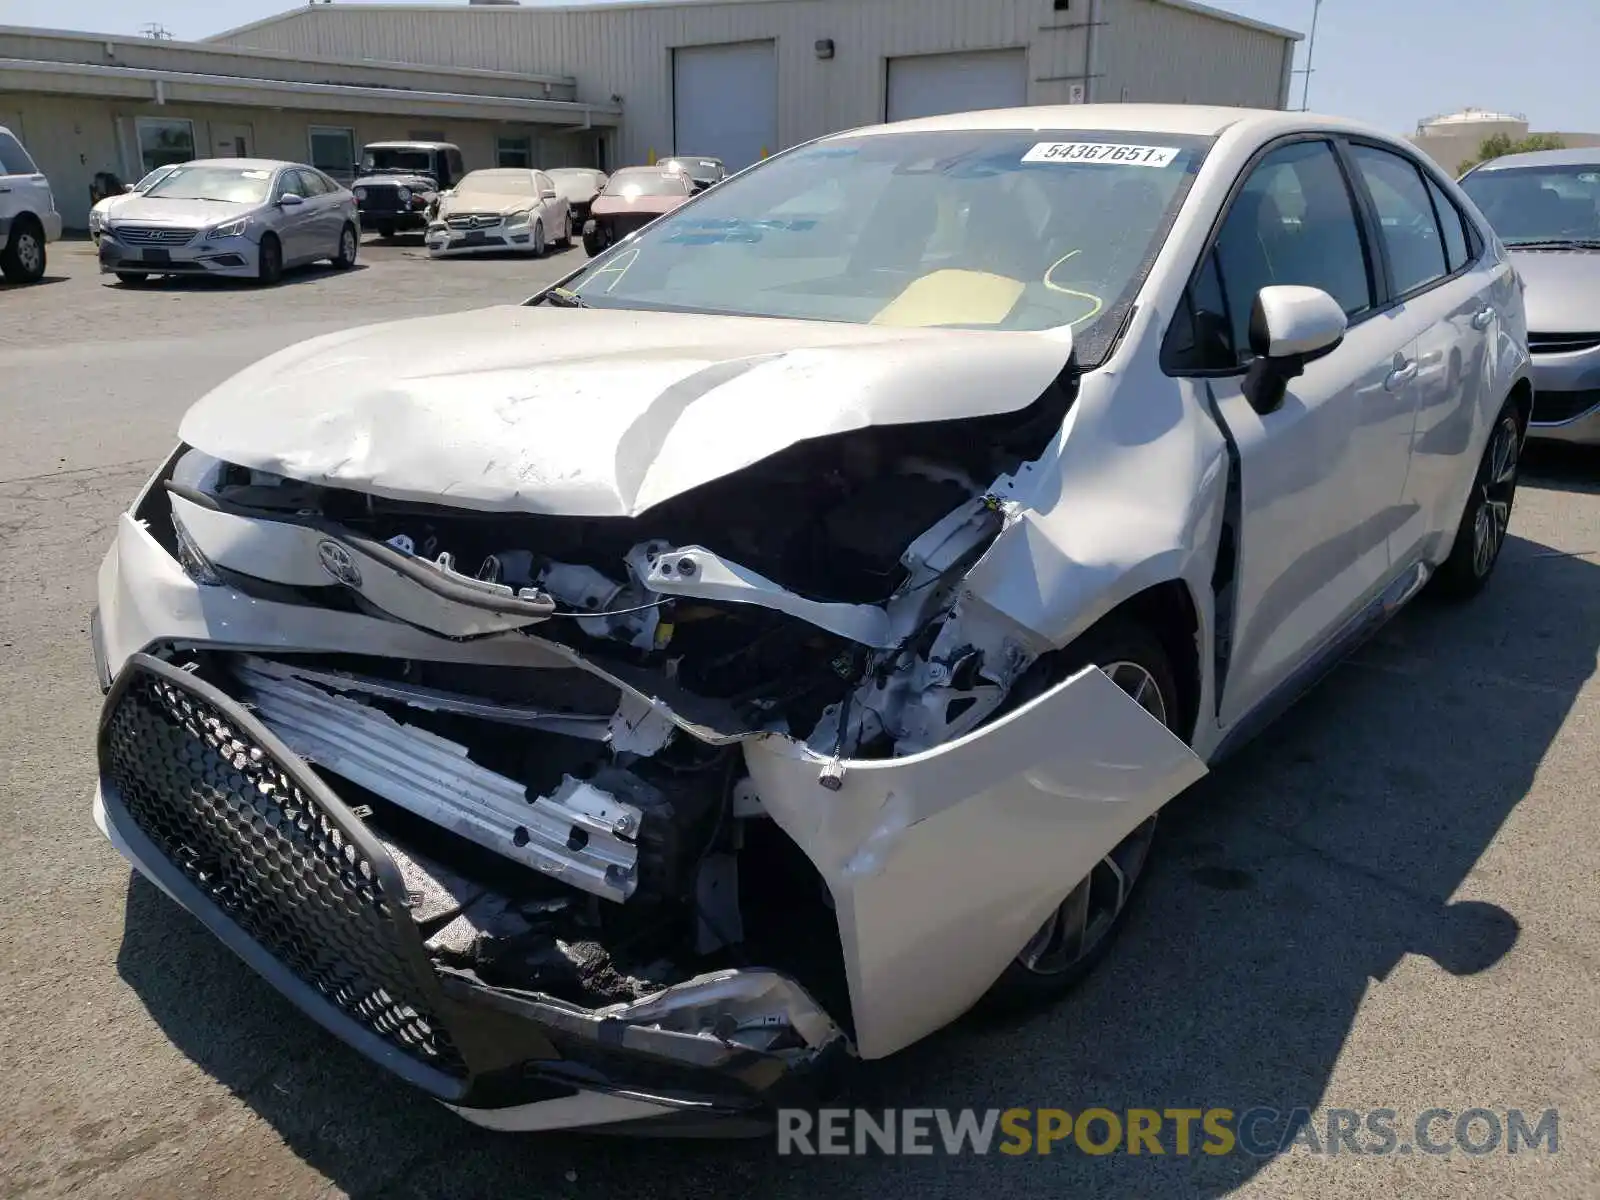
[[0, 124, 63, 284]]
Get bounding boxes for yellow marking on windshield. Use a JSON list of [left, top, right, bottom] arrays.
[[574, 246, 639, 295], [870, 269, 1026, 327], [1043, 249, 1105, 326]]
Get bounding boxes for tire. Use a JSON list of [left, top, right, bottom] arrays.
[[979, 614, 1181, 1014], [583, 231, 603, 257], [0, 217, 47, 284], [115, 271, 150, 286], [1430, 400, 1524, 601], [558, 213, 573, 249], [532, 219, 546, 258], [256, 234, 284, 286], [376, 222, 396, 240], [331, 223, 358, 270]]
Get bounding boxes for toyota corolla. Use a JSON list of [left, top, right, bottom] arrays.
[[90, 105, 1530, 1134]]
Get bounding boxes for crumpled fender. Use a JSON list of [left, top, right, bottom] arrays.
[[742, 662, 1208, 1059]]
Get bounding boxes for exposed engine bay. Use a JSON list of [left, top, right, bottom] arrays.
[[141, 377, 1075, 1025]]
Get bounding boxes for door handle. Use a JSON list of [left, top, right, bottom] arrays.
[[1385, 360, 1418, 391], [1471, 306, 1495, 330]]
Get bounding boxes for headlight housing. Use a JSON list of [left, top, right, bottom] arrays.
[[208, 217, 249, 239], [354, 186, 367, 200], [397, 185, 412, 204], [88, 209, 104, 233], [506, 209, 531, 226]]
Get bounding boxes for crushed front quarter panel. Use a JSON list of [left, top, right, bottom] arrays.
[[743, 662, 1208, 1060]]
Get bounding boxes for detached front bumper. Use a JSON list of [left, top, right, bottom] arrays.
[[93, 653, 848, 1130], [99, 234, 257, 278]]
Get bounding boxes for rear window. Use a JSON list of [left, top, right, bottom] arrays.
[[605, 172, 690, 199], [0, 130, 38, 176]]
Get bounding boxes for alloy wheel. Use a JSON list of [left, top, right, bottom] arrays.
[[341, 228, 357, 264], [1471, 415, 1520, 578], [1015, 660, 1166, 977]]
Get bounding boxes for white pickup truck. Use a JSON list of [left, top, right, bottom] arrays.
[[0, 124, 62, 284]]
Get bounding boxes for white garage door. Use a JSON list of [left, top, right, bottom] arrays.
[[886, 49, 1029, 123], [673, 41, 777, 172]]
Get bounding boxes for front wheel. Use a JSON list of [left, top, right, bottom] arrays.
[[256, 234, 284, 286], [532, 220, 546, 258], [980, 615, 1181, 1013], [1430, 402, 1523, 600]]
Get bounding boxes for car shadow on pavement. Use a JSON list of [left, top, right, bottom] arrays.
[[0, 274, 68, 291], [110, 264, 371, 291], [115, 530, 1599, 1199]]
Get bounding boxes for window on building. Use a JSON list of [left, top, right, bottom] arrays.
[[136, 117, 196, 173], [1348, 143, 1449, 297], [308, 126, 357, 182], [497, 137, 533, 168]]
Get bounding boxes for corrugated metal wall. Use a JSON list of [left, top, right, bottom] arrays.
[[212, 0, 1294, 166]]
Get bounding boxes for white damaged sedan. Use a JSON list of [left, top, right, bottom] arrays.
[[91, 105, 1530, 1133]]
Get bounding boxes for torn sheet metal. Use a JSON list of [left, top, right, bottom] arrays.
[[177, 304, 1073, 518], [235, 662, 645, 901], [743, 663, 1208, 1059]]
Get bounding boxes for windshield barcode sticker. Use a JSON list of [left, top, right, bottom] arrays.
[[1023, 142, 1181, 168]]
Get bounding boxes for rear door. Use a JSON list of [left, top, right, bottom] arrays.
[[299, 168, 343, 254], [1165, 137, 1420, 731], [1342, 142, 1507, 560]]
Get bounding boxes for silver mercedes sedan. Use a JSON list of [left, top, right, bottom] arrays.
[[97, 158, 359, 287], [1460, 147, 1600, 444]]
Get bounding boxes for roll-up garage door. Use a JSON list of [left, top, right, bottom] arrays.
[[673, 41, 778, 172], [886, 49, 1029, 123]]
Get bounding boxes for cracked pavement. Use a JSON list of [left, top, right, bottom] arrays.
[[1, 244, 1598, 1199]]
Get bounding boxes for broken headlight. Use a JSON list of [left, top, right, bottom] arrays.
[[168, 504, 224, 587]]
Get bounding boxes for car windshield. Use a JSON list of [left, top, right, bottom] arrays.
[[362, 148, 436, 175], [565, 129, 1210, 353], [1459, 164, 1600, 245], [459, 171, 535, 197], [604, 172, 689, 199], [144, 165, 274, 204], [135, 166, 178, 192], [663, 158, 721, 179]]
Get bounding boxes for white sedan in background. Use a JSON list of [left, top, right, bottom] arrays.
[[426, 168, 570, 257], [88, 164, 182, 244], [89, 105, 1530, 1134]]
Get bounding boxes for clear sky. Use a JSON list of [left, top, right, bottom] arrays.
[[5, 0, 1599, 136]]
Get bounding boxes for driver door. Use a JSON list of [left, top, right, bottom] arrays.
[[1171, 137, 1422, 734], [272, 168, 317, 263]]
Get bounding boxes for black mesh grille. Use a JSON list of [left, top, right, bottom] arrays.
[[358, 187, 405, 214], [101, 663, 467, 1079], [1531, 389, 1600, 425]]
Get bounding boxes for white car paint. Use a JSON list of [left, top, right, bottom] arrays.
[[425, 167, 569, 258], [0, 124, 62, 282], [92, 103, 1531, 1131]]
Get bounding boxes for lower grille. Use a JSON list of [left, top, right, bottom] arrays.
[[111, 225, 198, 246], [1530, 389, 1600, 424], [100, 656, 467, 1081], [1529, 331, 1600, 355]]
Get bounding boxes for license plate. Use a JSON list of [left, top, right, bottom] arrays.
[[461, 231, 489, 245], [141, 247, 171, 264]]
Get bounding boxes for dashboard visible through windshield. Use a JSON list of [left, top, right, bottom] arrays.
[[563, 128, 1212, 360]]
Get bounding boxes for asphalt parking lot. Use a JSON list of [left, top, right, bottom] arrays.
[[2, 238, 1598, 1199]]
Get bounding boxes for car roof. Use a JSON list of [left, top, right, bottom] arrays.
[[547, 166, 604, 174], [365, 141, 459, 151], [463, 168, 535, 178], [179, 158, 298, 172], [835, 102, 1370, 141], [1469, 146, 1600, 171]]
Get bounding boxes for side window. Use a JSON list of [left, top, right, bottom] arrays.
[[1163, 247, 1235, 371], [447, 150, 465, 183], [1424, 173, 1470, 272], [1348, 144, 1449, 296], [0, 130, 38, 175], [1211, 139, 1374, 362], [536, 171, 554, 195], [279, 170, 311, 199], [300, 169, 331, 196]]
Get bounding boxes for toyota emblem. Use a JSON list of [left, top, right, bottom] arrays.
[[317, 539, 362, 587]]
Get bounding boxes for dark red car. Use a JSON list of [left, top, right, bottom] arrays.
[[582, 166, 693, 256]]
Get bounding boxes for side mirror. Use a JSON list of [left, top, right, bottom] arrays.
[[123, 184, 137, 193], [1242, 285, 1347, 415], [540, 188, 558, 199], [278, 193, 305, 207]]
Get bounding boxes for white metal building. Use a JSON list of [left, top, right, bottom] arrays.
[[211, 0, 1301, 171], [3, 0, 1298, 229]]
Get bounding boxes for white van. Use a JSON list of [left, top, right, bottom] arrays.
[[0, 124, 62, 284]]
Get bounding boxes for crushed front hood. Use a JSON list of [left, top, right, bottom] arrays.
[[178, 305, 1073, 517]]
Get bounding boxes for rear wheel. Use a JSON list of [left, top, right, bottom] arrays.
[[376, 222, 396, 241], [980, 615, 1180, 1012], [557, 212, 573, 249], [1431, 400, 1523, 600], [0, 217, 46, 284], [331, 223, 358, 270], [256, 234, 284, 286]]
